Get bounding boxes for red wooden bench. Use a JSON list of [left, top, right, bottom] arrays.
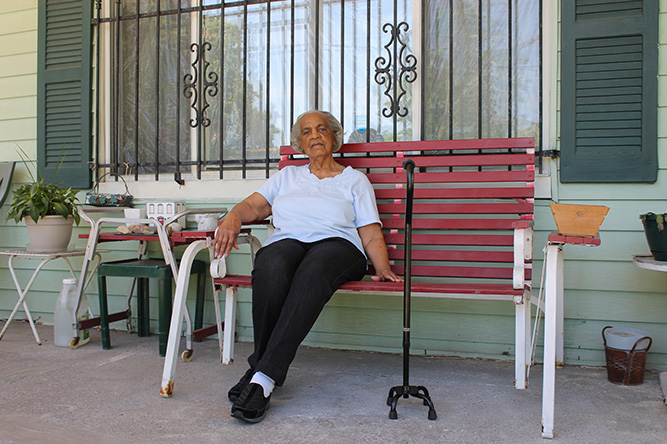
[[161, 137, 536, 397]]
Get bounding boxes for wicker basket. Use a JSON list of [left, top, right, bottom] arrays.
[[602, 326, 652, 385]]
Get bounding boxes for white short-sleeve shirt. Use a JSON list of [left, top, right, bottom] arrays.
[[256, 164, 381, 257]]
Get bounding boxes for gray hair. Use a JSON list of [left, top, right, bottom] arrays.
[[290, 110, 344, 153]]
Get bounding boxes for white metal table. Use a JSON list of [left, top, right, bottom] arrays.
[[74, 207, 227, 350], [541, 232, 601, 438], [0, 248, 102, 344], [632, 254, 667, 273]]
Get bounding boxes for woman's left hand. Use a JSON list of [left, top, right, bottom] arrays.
[[359, 223, 404, 283], [372, 268, 403, 282]]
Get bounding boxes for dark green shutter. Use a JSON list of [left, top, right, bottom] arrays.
[[37, 0, 92, 189], [560, 0, 658, 183]]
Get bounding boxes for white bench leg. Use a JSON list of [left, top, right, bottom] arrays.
[[514, 293, 531, 389], [222, 285, 237, 364]]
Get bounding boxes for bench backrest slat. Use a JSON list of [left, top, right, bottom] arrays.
[[367, 170, 534, 184], [377, 202, 534, 215], [381, 219, 521, 230], [281, 153, 534, 170], [279, 138, 535, 286], [280, 137, 535, 155], [395, 265, 516, 280], [389, 250, 514, 263], [384, 234, 515, 247], [375, 188, 534, 200]]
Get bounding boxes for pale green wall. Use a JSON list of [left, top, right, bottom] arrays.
[[0, 1, 37, 166], [0, 1, 664, 371], [538, 1, 667, 370], [0, 2, 44, 321]]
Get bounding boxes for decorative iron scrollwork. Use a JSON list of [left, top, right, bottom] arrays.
[[183, 42, 218, 128], [374, 22, 417, 119]]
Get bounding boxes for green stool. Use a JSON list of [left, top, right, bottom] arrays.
[[96, 258, 207, 356]]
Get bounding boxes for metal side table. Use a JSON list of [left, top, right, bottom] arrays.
[[0, 248, 102, 344], [541, 232, 601, 438]]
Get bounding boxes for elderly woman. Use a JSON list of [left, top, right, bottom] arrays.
[[213, 110, 401, 423]]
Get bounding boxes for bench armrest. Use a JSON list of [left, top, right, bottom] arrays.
[[209, 231, 264, 279], [512, 220, 534, 229], [242, 219, 274, 238]]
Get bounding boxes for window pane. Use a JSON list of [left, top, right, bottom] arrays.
[[423, 0, 540, 143]]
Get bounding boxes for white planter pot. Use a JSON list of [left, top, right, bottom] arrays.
[[25, 215, 74, 253]]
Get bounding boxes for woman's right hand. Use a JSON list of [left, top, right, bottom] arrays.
[[212, 192, 272, 258], [213, 212, 242, 258]]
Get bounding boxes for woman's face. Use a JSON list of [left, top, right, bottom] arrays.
[[299, 112, 335, 159]]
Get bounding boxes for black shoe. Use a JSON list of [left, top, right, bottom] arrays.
[[231, 383, 271, 423], [228, 368, 255, 403]]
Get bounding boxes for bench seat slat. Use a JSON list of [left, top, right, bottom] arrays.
[[214, 275, 525, 297], [338, 281, 525, 295], [213, 274, 253, 287]]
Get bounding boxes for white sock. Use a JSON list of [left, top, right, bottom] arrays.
[[250, 371, 275, 398]]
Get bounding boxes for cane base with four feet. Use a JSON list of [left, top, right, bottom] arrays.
[[387, 384, 437, 420]]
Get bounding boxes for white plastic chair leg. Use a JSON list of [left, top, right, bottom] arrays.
[[222, 285, 237, 365], [208, 248, 225, 363], [161, 239, 208, 398]]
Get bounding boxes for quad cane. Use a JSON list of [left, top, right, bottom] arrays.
[[387, 159, 437, 421]]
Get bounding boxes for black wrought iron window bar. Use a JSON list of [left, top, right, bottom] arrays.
[[90, 0, 542, 182]]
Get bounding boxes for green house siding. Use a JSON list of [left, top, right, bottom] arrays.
[[0, 1, 665, 372], [0, 2, 37, 161], [549, 2, 667, 371]]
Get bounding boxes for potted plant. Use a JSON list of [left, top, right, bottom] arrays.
[[640, 212, 667, 261], [5, 149, 80, 252]]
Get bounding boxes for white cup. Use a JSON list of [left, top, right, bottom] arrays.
[[123, 208, 146, 226], [195, 213, 218, 231]]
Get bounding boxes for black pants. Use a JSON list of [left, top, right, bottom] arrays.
[[248, 237, 367, 385]]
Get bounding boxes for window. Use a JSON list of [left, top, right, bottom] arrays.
[[38, 1, 542, 187]]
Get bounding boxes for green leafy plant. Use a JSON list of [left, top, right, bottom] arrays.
[[5, 145, 80, 225], [640, 212, 665, 231], [7, 179, 80, 224]]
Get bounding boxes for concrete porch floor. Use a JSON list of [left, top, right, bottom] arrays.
[[0, 322, 665, 444]]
